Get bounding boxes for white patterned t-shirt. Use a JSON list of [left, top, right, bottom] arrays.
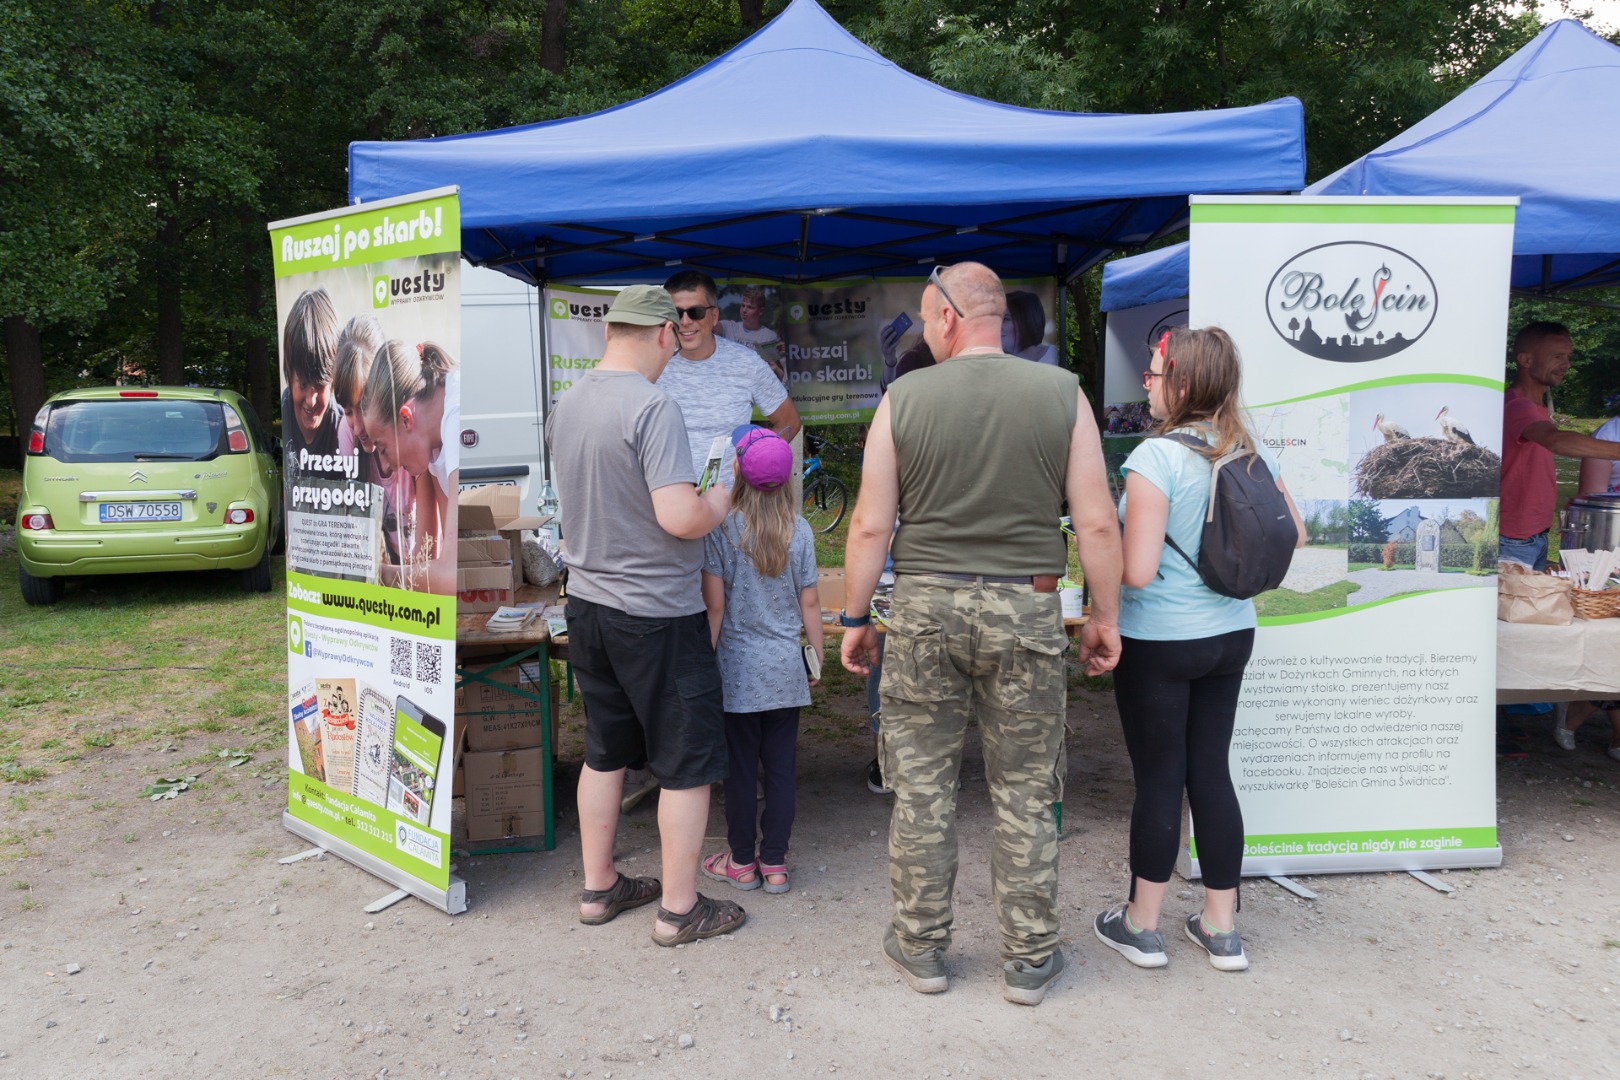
[[656, 335, 789, 489]]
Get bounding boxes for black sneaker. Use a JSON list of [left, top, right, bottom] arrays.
[[866, 757, 892, 795]]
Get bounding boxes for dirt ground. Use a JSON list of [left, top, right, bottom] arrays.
[[2, 677, 1618, 1080]]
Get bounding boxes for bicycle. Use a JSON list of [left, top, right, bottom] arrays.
[[801, 433, 848, 534]]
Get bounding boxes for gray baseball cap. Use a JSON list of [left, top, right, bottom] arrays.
[[606, 284, 677, 326]]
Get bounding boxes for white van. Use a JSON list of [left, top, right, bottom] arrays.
[[457, 263, 547, 507]]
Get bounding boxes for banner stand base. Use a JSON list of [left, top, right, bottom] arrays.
[[1178, 846, 1503, 882], [1408, 869, 1455, 894], [1269, 875, 1318, 899], [278, 846, 328, 865], [284, 813, 468, 915]]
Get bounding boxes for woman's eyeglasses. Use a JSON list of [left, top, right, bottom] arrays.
[[1141, 368, 1167, 389]]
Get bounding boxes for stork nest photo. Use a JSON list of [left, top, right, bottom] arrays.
[[1355, 437, 1502, 499]]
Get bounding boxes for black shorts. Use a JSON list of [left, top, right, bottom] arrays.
[[564, 597, 727, 791]]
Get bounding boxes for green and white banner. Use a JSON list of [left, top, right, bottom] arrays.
[[270, 188, 465, 913], [1187, 196, 1514, 876], [541, 277, 1061, 424]]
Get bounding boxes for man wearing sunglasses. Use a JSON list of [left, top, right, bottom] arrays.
[[657, 270, 801, 491], [838, 261, 1122, 1006]]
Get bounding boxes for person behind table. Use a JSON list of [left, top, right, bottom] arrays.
[[549, 284, 743, 946], [1558, 391, 1620, 761], [1002, 290, 1059, 366], [839, 261, 1124, 1007], [1501, 321, 1620, 570], [359, 340, 459, 593], [699, 425, 822, 896], [659, 270, 801, 488], [330, 315, 413, 565], [280, 288, 343, 504], [718, 285, 786, 384], [1092, 327, 1305, 974]]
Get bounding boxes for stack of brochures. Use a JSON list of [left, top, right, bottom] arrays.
[[485, 605, 541, 632]]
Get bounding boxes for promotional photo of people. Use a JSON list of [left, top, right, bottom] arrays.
[[277, 277, 459, 595]]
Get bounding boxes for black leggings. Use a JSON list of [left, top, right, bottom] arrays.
[[1112, 629, 1254, 892]]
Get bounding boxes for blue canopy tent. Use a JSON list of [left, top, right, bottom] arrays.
[[348, 0, 1304, 286], [1100, 19, 1620, 311]]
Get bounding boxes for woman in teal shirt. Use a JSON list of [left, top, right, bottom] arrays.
[[1093, 327, 1304, 973]]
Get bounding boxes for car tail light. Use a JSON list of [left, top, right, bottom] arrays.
[[21, 512, 54, 531], [226, 508, 254, 525], [26, 410, 47, 455], [222, 405, 249, 453]]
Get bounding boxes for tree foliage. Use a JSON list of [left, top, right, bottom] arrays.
[[0, 0, 1608, 452]]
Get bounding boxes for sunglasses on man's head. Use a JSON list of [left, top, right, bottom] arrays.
[[928, 265, 964, 319], [676, 305, 714, 322]]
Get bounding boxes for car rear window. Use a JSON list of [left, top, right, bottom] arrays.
[[42, 400, 227, 463]]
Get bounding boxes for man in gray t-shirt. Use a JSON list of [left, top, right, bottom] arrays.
[[659, 270, 800, 488], [547, 285, 746, 946]]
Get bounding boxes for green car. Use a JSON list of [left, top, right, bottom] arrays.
[[16, 386, 282, 605]]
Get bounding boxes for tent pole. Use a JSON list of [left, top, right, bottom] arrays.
[[535, 269, 552, 489]]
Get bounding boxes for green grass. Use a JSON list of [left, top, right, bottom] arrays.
[[0, 464, 286, 782], [1253, 580, 1361, 619]]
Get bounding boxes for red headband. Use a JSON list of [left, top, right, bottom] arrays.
[[1156, 330, 1175, 374]]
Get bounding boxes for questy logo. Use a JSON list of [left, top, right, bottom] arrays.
[[372, 275, 390, 309], [786, 302, 808, 325], [1266, 242, 1437, 362], [288, 614, 306, 655], [551, 296, 611, 321], [373, 269, 447, 310]]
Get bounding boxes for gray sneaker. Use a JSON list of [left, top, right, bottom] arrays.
[[1002, 948, 1065, 1006], [1093, 903, 1168, 968], [882, 924, 947, 994], [1184, 913, 1250, 971]]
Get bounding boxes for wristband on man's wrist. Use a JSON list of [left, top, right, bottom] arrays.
[[839, 608, 872, 628]]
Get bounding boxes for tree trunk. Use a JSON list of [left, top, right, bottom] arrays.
[[5, 316, 47, 463], [1066, 277, 1103, 423], [244, 269, 275, 429], [155, 213, 184, 385], [541, 0, 568, 74], [738, 0, 765, 29]]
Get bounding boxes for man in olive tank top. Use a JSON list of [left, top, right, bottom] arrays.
[[839, 262, 1122, 1005]]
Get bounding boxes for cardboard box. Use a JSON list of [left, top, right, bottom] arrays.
[[817, 567, 846, 612], [463, 747, 546, 841], [458, 485, 521, 532], [457, 533, 510, 564], [457, 660, 561, 751], [456, 562, 517, 613]]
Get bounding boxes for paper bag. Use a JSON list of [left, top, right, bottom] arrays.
[[1497, 561, 1573, 624]]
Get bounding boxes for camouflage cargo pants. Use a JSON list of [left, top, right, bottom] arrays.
[[878, 574, 1068, 964]]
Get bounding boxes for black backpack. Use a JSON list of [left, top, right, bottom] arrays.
[[1155, 431, 1296, 600]]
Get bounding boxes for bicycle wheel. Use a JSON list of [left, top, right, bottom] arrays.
[[803, 474, 848, 534]]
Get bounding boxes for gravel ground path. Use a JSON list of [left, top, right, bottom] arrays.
[[1346, 567, 1498, 604], [1280, 546, 1348, 594]]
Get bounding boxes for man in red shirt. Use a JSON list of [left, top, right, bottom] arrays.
[[1500, 321, 1620, 570]]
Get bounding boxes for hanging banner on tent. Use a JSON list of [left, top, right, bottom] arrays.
[[269, 187, 465, 913], [542, 277, 1060, 426], [1102, 298, 1186, 439], [784, 277, 1061, 424], [543, 283, 618, 411], [1186, 196, 1515, 877]]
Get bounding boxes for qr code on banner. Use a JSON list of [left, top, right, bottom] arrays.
[[390, 637, 412, 678], [415, 643, 443, 684]]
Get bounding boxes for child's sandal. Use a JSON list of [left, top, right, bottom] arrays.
[[701, 851, 761, 891], [759, 861, 791, 894]]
